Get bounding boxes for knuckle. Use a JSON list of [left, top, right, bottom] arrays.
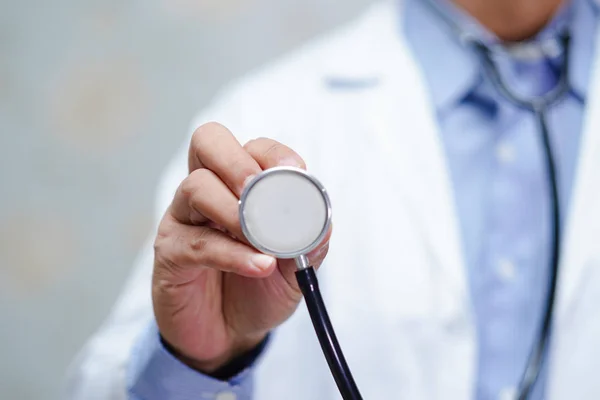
[[153, 250, 177, 276], [153, 234, 167, 260], [154, 218, 173, 256], [242, 138, 258, 150], [180, 168, 212, 200], [179, 175, 196, 201], [189, 227, 212, 253], [243, 137, 274, 153], [190, 167, 214, 186], [153, 236, 176, 274]]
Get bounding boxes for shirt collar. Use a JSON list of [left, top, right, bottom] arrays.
[[403, 0, 479, 112], [402, 0, 597, 112]]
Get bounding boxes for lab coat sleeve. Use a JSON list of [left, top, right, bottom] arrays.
[[65, 41, 336, 397], [63, 83, 267, 400]]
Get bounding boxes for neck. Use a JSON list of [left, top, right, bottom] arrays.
[[451, 0, 566, 41]]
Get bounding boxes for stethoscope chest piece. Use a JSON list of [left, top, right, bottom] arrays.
[[239, 166, 362, 399], [239, 166, 332, 259]]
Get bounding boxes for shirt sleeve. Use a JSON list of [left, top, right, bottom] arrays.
[[127, 320, 256, 400]]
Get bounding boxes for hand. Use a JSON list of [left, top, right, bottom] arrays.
[[152, 122, 332, 373]]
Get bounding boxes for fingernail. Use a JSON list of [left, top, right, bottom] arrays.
[[278, 158, 303, 168], [250, 254, 276, 271], [308, 242, 329, 260], [243, 174, 257, 188]]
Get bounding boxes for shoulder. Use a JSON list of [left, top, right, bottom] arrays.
[[190, 1, 398, 135], [165, 1, 404, 211]]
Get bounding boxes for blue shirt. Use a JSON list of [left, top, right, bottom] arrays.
[[127, 1, 599, 399], [405, 0, 597, 398]]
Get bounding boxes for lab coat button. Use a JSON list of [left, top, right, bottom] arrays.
[[216, 391, 237, 400], [498, 386, 516, 400], [497, 258, 516, 282], [496, 142, 516, 164]]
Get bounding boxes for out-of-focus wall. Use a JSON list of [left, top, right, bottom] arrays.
[[0, 0, 374, 398]]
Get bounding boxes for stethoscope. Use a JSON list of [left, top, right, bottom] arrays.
[[238, 4, 571, 398]]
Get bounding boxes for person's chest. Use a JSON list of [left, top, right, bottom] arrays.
[[294, 78, 600, 400], [244, 1, 600, 395]]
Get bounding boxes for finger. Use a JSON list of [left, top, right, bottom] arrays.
[[305, 223, 333, 267], [171, 169, 246, 242], [243, 138, 306, 170], [155, 214, 277, 278], [275, 224, 333, 293], [190, 122, 262, 197]]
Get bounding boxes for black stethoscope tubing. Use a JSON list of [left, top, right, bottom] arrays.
[[296, 267, 363, 399], [295, 6, 570, 400], [474, 33, 570, 399]]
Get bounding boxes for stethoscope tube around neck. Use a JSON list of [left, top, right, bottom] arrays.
[[473, 34, 572, 111], [478, 35, 570, 399], [469, 32, 570, 400], [423, 1, 571, 397]]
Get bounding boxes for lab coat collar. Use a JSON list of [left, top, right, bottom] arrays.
[[568, 0, 600, 99], [401, 0, 480, 112], [320, 1, 400, 85], [556, 20, 600, 322]]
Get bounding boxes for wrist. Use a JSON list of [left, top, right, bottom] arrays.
[[161, 332, 268, 376]]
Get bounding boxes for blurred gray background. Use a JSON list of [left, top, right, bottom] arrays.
[[0, 0, 374, 398]]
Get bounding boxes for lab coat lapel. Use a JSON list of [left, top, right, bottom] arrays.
[[327, 3, 470, 322], [370, 47, 469, 323], [556, 23, 600, 322]]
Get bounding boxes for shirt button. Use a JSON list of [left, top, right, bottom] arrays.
[[498, 386, 517, 400], [216, 391, 237, 400], [497, 258, 516, 282], [496, 142, 516, 164]]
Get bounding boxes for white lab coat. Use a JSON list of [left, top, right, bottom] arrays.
[[66, 1, 600, 399]]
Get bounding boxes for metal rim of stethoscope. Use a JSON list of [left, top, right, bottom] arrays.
[[238, 166, 333, 260]]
